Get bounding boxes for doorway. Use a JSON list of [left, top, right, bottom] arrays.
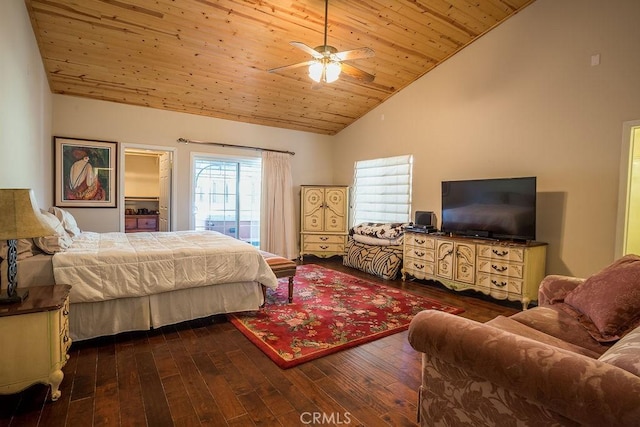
[[121, 145, 176, 232], [616, 121, 640, 257], [191, 153, 262, 247]]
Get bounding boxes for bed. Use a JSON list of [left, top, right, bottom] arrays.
[[1, 208, 278, 341]]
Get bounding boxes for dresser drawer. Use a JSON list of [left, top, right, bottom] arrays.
[[57, 297, 70, 328], [137, 217, 157, 229], [477, 244, 525, 263], [59, 298, 71, 357], [476, 259, 524, 279], [404, 260, 435, 277], [405, 233, 435, 249], [304, 235, 345, 244], [125, 218, 137, 230], [405, 246, 434, 261], [477, 273, 523, 295], [303, 242, 345, 253]]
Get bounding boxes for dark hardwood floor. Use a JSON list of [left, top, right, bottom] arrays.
[[0, 257, 520, 426]]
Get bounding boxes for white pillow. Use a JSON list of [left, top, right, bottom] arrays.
[[33, 210, 73, 254], [49, 206, 82, 237]]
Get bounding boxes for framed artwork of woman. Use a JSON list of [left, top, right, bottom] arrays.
[[54, 137, 118, 208]]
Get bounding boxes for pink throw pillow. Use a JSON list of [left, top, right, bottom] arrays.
[[564, 255, 640, 342]]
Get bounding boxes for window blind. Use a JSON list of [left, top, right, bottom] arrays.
[[351, 155, 413, 226]]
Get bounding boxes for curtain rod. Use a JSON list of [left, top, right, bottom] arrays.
[[177, 138, 295, 156]]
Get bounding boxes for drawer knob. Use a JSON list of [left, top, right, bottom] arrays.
[[492, 249, 508, 257], [491, 265, 508, 272], [320, 236, 328, 241], [491, 279, 507, 287], [320, 245, 328, 249]]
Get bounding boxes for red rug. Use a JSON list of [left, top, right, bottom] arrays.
[[229, 264, 464, 369]]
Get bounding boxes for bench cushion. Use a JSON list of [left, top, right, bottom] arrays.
[[259, 251, 297, 277]]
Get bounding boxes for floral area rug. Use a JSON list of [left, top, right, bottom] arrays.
[[229, 264, 464, 369]]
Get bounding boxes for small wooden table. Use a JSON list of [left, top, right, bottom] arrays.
[[0, 285, 72, 401]]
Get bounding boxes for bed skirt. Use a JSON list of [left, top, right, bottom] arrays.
[[342, 237, 403, 280], [7, 255, 266, 341], [71, 281, 264, 341]]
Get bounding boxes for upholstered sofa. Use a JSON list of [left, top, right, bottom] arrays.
[[408, 255, 640, 426]]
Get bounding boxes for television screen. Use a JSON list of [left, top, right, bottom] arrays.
[[441, 177, 536, 241]]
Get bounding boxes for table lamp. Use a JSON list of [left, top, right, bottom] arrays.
[[0, 189, 55, 304]]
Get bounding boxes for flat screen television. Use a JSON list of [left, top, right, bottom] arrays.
[[441, 177, 536, 241]]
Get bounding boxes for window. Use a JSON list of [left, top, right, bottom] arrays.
[[351, 155, 413, 226], [192, 155, 261, 247]]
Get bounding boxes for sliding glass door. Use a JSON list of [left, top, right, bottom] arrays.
[[192, 155, 261, 247]]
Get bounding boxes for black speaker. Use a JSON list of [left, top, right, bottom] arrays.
[[414, 211, 436, 229]]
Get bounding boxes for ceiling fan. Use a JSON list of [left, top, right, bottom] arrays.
[[268, 0, 375, 85]]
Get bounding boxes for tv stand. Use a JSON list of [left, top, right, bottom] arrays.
[[401, 231, 547, 309]]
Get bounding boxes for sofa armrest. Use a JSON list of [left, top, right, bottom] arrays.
[[537, 274, 585, 306], [408, 310, 640, 426]]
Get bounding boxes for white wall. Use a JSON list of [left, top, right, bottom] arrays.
[[0, 0, 52, 206], [332, 0, 640, 278], [52, 95, 334, 231]]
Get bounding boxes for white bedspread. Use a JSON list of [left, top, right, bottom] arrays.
[[52, 231, 279, 303]]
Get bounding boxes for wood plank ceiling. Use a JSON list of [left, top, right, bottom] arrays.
[[25, 0, 535, 135]]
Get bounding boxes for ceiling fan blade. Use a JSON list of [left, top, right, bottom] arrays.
[[268, 59, 316, 74], [341, 63, 375, 83], [290, 41, 324, 59], [333, 47, 375, 61]]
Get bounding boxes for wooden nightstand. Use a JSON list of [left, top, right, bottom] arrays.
[[0, 285, 72, 401]]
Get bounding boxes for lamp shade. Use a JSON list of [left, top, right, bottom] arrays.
[[0, 189, 55, 240], [324, 61, 341, 83], [308, 61, 324, 83]]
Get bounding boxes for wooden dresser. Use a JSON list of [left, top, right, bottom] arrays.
[[125, 214, 159, 232], [402, 231, 547, 309], [300, 185, 349, 261], [0, 285, 72, 401]]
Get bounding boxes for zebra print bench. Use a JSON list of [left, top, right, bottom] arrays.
[[342, 237, 404, 280]]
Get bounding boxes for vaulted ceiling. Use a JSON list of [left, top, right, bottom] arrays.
[[25, 0, 535, 135]]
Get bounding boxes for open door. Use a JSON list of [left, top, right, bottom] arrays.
[[123, 146, 175, 233], [158, 152, 172, 231], [617, 120, 640, 258]]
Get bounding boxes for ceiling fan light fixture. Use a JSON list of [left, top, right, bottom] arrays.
[[325, 61, 341, 83], [308, 60, 342, 84], [270, 0, 374, 85], [309, 61, 323, 83]]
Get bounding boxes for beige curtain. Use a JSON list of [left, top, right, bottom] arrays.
[[261, 151, 297, 259]]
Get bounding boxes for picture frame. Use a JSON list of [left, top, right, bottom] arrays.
[[54, 136, 118, 208]]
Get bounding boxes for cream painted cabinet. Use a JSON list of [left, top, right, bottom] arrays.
[[402, 232, 546, 309], [0, 285, 72, 401], [300, 185, 349, 260]]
